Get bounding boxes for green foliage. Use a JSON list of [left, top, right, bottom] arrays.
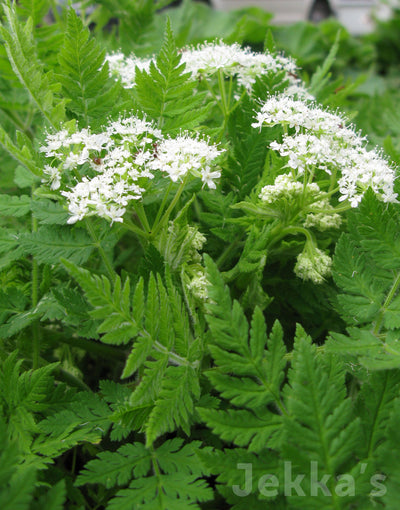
[[0, 126, 42, 176], [21, 226, 95, 265], [0, 193, 31, 217], [281, 329, 363, 508], [63, 260, 202, 445], [62, 260, 139, 345], [58, 9, 121, 126], [1, 1, 400, 508], [134, 19, 209, 131], [200, 255, 285, 451], [197, 258, 374, 508], [16, 0, 50, 27], [327, 191, 400, 369], [226, 95, 270, 200], [0, 0, 65, 128], [308, 30, 340, 99], [77, 438, 212, 510], [0, 352, 58, 449]]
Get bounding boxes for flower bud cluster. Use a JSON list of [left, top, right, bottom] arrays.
[[294, 246, 332, 284], [259, 174, 342, 231]]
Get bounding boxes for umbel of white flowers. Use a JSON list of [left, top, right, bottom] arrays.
[[253, 94, 398, 207], [105, 40, 310, 98], [253, 93, 398, 283], [40, 115, 224, 225]]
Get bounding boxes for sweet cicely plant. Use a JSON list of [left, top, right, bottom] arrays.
[[1, 1, 400, 509]]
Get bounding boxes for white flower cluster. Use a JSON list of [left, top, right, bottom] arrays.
[[40, 116, 224, 225], [105, 41, 307, 96], [294, 246, 332, 284], [252, 95, 361, 144], [180, 41, 299, 91], [259, 174, 342, 231], [150, 135, 222, 188], [105, 52, 152, 89], [253, 94, 398, 207]]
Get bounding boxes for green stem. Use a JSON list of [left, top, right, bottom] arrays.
[[32, 263, 40, 370], [48, 331, 127, 361], [134, 201, 151, 233], [31, 188, 40, 370], [309, 203, 351, 215], [203, 77, 225, 116], [328, 167, 338, 193], [152, 181, 173, 232], [121, 218, 149, 240], [269, 224, 315, 249], [151, 176, 189, 238], [217, 68, 229, 117], [56, 366, 91, 392], [85, 218, 116, 280], [216, 238, 241, 269], [374, 271, 400, 334], [71, 446, 77, 475], [152, 336, 199, 368]]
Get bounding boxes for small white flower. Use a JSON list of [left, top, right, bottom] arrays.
[[201, 166, 221, 189], [42, 165, 62, 190], [39, 129, 70, 157]]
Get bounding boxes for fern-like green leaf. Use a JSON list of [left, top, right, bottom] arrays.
[[58, 9, 120, 125], [0, 353, 58, 450], [62, 260, 139, 345], [0, 125, 41, 176], [227, 95, 270, 200], [31, 199, 69, 225], [281, 326, 362, 508], [64, 260, 201, 443], [20, 225, 94, 265], [35, 392, 111, 457], [377, 397, 400, 508], [0, 0, 65, 127], [134, 19, 209, 131], [199, 255, 286, 451], [145, 364, 200, 446], [0, 194, 31, 217], [0, 418, 37, 509], [78, 438, 213, 510], [0, 228, 24, 269], [37, 480, 66, 510], [356, 371, 400, 460], [308, 30, 340, 99], [76, 442, 150, 488], [16, 0, 50, 26], [330, 192, 400, 369]]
